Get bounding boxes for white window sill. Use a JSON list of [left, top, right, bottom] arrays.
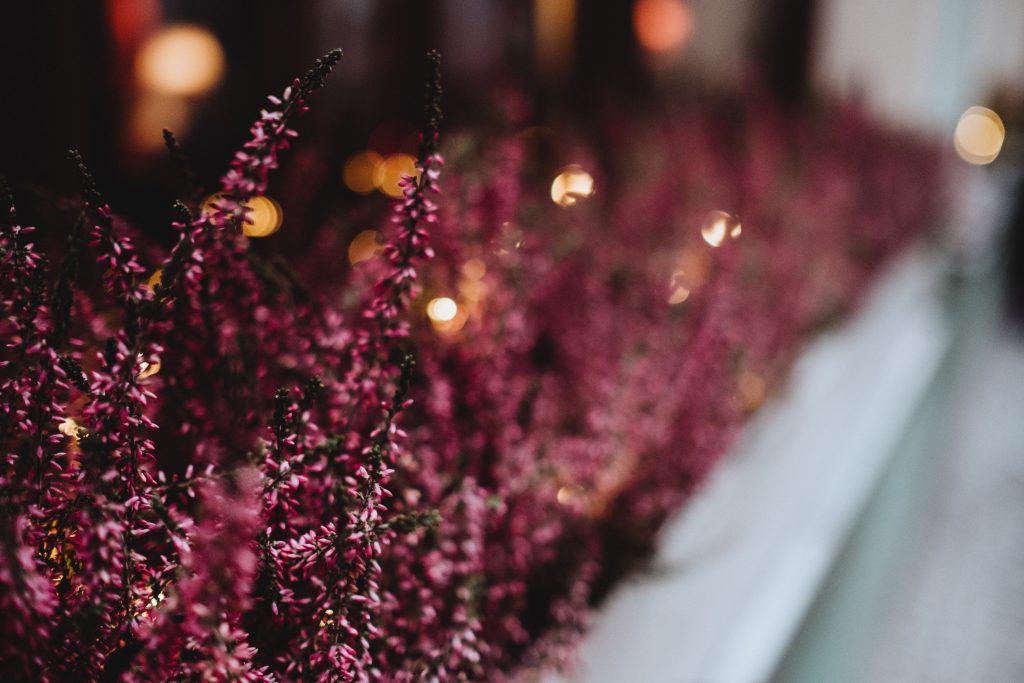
[[548, 247, 956, 683]]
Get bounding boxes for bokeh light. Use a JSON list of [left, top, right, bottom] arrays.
[[954, 106, 1005, 165], [700, 210, 742, 247], [735, 371, 767, 413], [137, 360, 162, 381], [426, 297, 458, 323], [135, 24, 225, 97], [200, 194, 283, 237], [633, 0, 694, 54], [667, 270, 691, 304], [200, 193, 222, 215], [551, 165, 595, 207], [557, 485, 584, 506], [241, 196, 283, 238], [343, 151, 384, 194], [375, 154, 419, 198], [462, 258, 487, 281], [128, 92, 191, 153], [427, 296, 467, 335], [58, 417, 81, 439], [348, 229, 383, 265], [459, 259, 489, 305]]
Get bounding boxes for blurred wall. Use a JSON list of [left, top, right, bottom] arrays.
[[814, 0, 1024, 130]]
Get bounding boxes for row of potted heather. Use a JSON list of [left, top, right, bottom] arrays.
[[0, 49, 944, 681]]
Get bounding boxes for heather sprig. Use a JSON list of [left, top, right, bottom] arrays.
[[162, 128, 199, 203]]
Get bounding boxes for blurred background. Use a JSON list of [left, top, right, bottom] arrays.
[[4, 1, 1022, 238], [2, 2, 1024, 681]]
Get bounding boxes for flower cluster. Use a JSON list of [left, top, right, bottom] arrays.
[[0, 46, 945, 682]]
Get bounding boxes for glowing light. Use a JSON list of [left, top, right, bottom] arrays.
[[147, 269, 163, 291], [426, 297, 458, 322], [348, 229, 383, 265], [700, 210, 742, 247], [375, 154, 419, 198], [342, 151, 383, 194], [736, 371, 767, 413], [461, 258, 487, 280], [551, 165, 595, 207], [137, 359, 162, 381], [667, 270, 691, 304], [241, 196, 283, 238], [128, 92, 191, 153], [58, 417, 81, 439], [427, 296, 467, 335], [557, 485, 583, 506], [954, 106, 1005, 165], [634, 0, 694, 53], [200, 193, 222, 215], [201, 194, 282, 236], [459, 259, 489, 304], [135, 24, 225, 97]]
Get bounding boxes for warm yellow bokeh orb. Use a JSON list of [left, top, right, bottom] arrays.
[[375, 154, 419, 198], [242, 196, 283, 238], [461, 258, 487, 281], [200, 193, 222, 215], [551, 165, 595, 207], [342, 151, 384, 194], [135, 24, 225, 97], [556, 485, 584, 506], [200, 194, 282, 237], [954, 106, 1005, 165], [348, 229, 383, 265], [735, 371, 767, 413]]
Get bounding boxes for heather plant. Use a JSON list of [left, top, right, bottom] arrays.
[[0, 43, 944, 683], [0, 48, 447, 682]]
